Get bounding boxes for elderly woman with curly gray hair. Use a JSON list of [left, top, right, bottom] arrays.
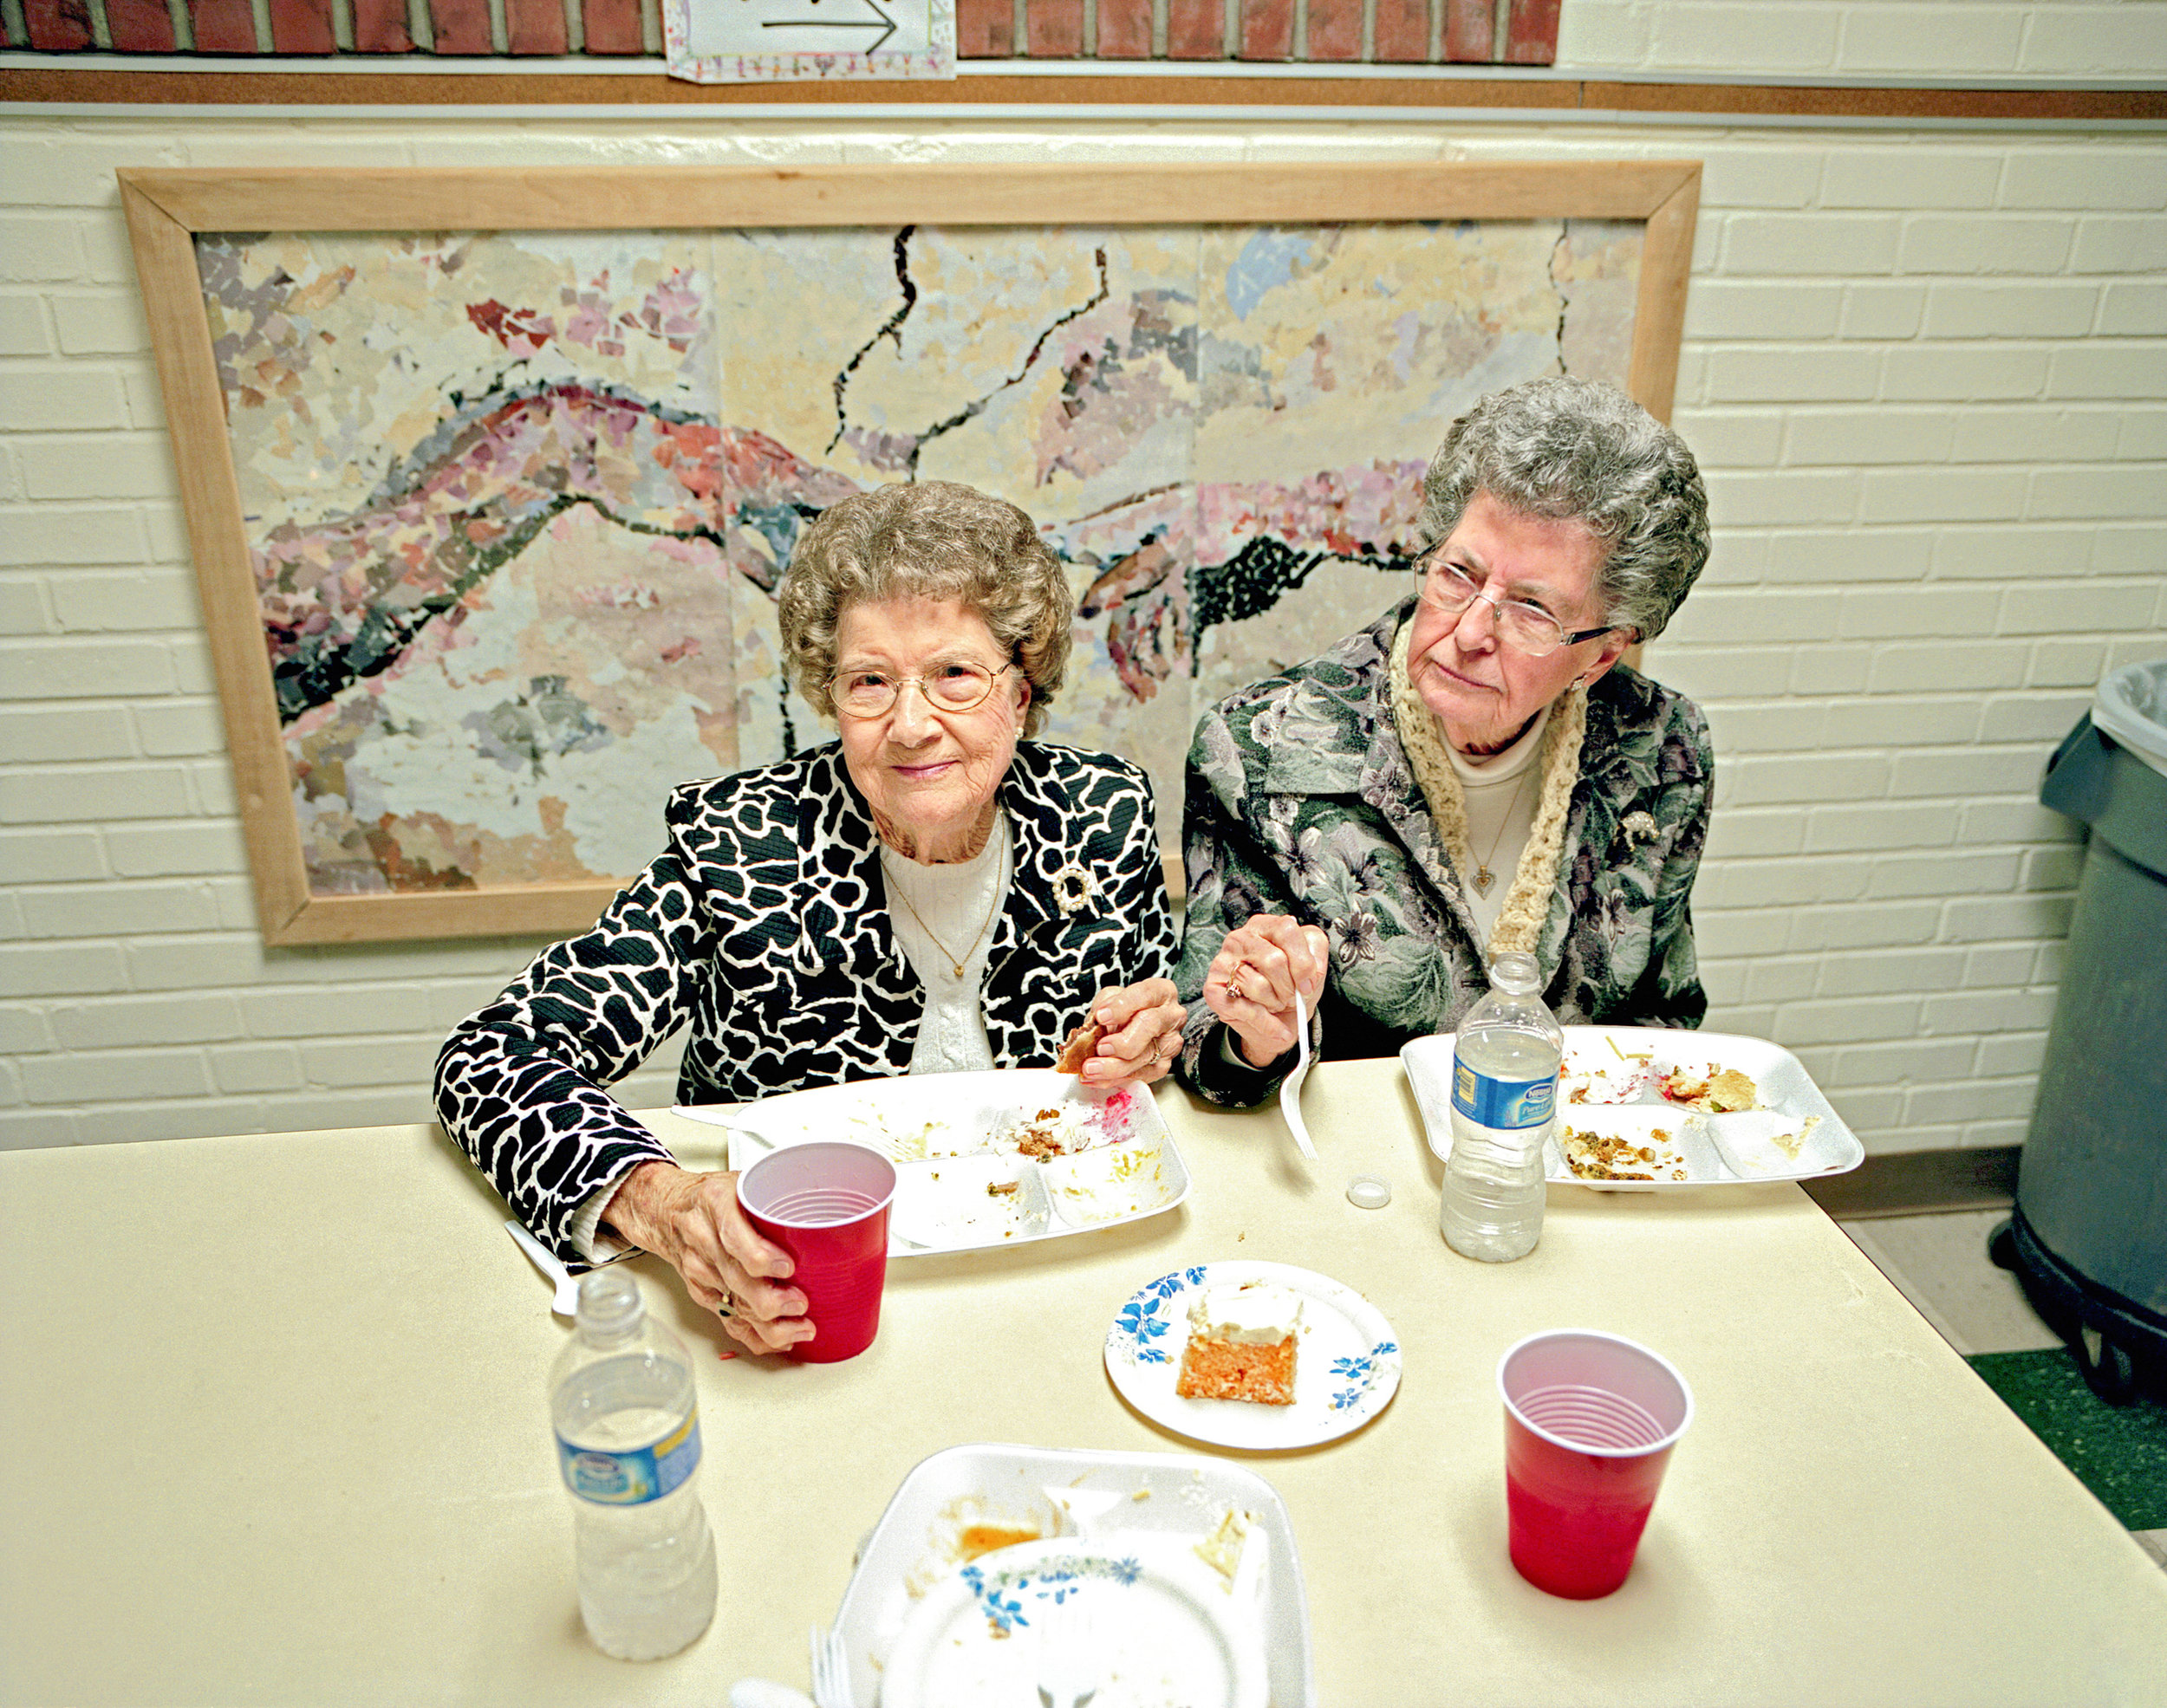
[[438, 480, 1183, 1351], [1176, 375, 1715, 1107]]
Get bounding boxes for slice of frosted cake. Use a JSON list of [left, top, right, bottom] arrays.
[[1174, 1281, 1302, 1406]]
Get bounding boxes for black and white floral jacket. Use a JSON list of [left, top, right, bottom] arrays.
[[436, 741, 1178, 1259]]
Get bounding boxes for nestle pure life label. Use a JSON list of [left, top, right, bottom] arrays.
[[556, 1413, 702, 1506], [1452, 1061, 1556, 1130]]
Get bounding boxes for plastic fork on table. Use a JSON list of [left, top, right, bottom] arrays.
[[1279, 990, 1318, 1160], [809, 1623, 854, 1708], [504, 1220, 641, 1316], [504, 1219, 581, 1315]]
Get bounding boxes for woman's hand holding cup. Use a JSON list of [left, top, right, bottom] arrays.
[[602, 1159, 814, 1355]]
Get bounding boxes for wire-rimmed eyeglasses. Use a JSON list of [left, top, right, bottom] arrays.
[[1417, 552, 1615, 658], [828, 660, 1018, 719]]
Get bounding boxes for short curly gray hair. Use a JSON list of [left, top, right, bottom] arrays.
[[776, 480, 1072, 738], [1418, 376, 1709, 643]]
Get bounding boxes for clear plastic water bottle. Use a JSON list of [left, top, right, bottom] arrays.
[[1441, 951, 1562, 1263], [550, 1269, 718, 1660]]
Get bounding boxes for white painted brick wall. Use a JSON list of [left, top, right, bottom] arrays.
[[1560, 0, 2167, 78], [1643, 111, 2166, 1157], [3, 81, 2164, 1162]]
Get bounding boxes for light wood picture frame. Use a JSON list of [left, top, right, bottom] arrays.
[[121, 160, 1701, 946]]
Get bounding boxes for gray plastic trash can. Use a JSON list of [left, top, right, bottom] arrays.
[[1995, 659, 2167, 1402]]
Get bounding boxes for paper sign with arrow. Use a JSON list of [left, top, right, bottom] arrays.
[[668, 0, 953, 81]]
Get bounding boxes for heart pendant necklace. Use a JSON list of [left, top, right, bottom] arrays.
[[1471, 769, 1533, 899]]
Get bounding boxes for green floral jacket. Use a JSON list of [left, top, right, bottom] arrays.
[[1175, 599, 1712, 1107]]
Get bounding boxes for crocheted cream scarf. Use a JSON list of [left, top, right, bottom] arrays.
[[1389, 617, 1586, 961]]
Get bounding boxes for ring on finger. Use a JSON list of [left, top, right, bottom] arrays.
[[714, 1291, 738, 1319]]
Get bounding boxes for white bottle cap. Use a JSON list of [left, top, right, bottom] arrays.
[[1346, 1175, 1392, 1209]]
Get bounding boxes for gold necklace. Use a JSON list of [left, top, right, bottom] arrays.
[[1472, 767, 1533, 898], [885, 818, 1008, 978]]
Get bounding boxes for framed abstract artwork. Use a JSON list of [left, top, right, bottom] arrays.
[[121, 161, 1700, 944]]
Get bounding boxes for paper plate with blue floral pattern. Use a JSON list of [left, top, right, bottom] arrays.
[[880, 1536, 1267, 1708], [1103, 1260, 1402, 1451]]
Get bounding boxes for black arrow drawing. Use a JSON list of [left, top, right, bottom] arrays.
[[758, 0, 897, 54]]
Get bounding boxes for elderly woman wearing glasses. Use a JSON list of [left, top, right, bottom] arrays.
[[1175, 376, 1713, 1105], [437, 481, 1183, 1350]]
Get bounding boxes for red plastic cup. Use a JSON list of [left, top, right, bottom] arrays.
[[736, 1141, 896, 1364], [1497, 1329, 1695, 1600]]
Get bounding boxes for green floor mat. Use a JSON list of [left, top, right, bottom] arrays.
[[1967, 1348, 2167, 1531]]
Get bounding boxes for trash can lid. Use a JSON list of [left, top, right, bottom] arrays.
[[2094, 659, 2167, 779]]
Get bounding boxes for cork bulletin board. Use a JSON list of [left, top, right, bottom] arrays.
[[121, 161, 1700, 945]]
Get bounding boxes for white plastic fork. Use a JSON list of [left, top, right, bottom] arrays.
[[1229, 1517, 1268, 1617], [504, 1220, 581, 1316], [504, 1221, 640, 1315], [1279, 990, 1318, 1160], [809, 1623, 853, 1708], [1035, 1589, 1100, 1708]]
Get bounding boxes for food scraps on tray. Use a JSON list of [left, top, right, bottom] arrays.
[[1561, 1125, 1691, 1183], [844, 1088, 1141, 1162], [1656, 1065, 1759, 1113]]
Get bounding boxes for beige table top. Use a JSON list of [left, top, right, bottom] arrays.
[[3, 1059, 2164, 1707]]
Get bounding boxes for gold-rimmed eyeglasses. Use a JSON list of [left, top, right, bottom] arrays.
[[829, 660, 1018, 719], [1417, 552, 1615, 659]]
